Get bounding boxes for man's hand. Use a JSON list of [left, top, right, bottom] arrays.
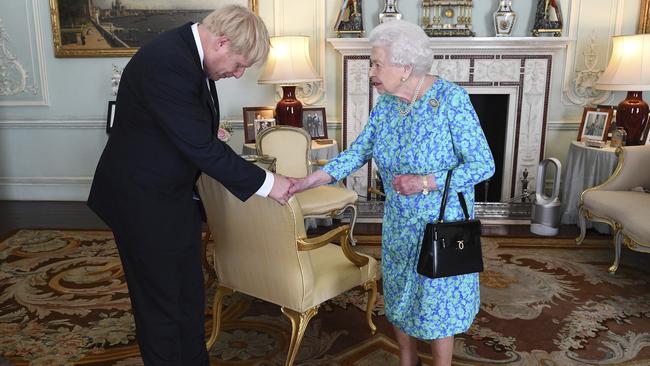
[[288, 177, 309, 195], [269, 174, 291, 205]]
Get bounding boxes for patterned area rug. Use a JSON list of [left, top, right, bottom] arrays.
[[1, 230, 650, 365]]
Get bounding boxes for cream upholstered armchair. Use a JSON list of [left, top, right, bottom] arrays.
[[196, 174, 378, 366], [577, 145, 650, 273], [256, 125, 359, 244]]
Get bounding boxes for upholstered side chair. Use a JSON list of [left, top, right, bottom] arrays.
[[255, 125, 359, 245], [196, 175, 378, 366], [577, 145, 650, 273]]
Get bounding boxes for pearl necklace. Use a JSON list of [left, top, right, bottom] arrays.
[[397, 76, 426, 116]]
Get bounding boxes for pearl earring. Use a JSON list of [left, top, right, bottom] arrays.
[[400, 77, 406, 82]]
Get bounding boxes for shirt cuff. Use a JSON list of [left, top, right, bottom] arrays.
[[254, 171, 274, 197]]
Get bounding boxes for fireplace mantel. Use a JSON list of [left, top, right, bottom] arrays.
[[329, 37, 571, 202], [329, 37, 571, 55]]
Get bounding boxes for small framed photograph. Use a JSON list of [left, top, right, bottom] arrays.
[[106, 101, 116, 134], [243, 106, 275, 143], [302, 107, 328, 139], [577, 107, 613, 142], [253, 118, 276, 140]]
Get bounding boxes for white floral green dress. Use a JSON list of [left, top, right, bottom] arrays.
[[322, 78, 495, 339]]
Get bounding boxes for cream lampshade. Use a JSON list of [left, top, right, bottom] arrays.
[[595, 34, 650, 145], [258, 36, 321, 127]]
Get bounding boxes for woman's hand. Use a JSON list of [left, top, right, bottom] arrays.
[[392, 174, 436, 195], [288, 170, 334, 195]]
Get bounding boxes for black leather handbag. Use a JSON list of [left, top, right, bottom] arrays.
[[416, 169, 484, 279]]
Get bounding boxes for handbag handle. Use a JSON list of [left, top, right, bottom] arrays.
[[436, 169, 471, 223]]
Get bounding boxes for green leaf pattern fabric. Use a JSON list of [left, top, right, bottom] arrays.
[[323, 78, 495, 339]]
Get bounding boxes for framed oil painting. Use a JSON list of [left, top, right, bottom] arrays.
[[577, 107, 613, 142], [49, 0, 259, 57]]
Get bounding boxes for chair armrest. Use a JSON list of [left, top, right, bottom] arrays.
[[589, 146, 650, 192], [297, 224, 369, 267], [308, 160, 329, 173], [297, 225, 348, 252], [313, 159, 329, 166]]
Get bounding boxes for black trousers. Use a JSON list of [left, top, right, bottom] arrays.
[[112, 204, 209, 365]]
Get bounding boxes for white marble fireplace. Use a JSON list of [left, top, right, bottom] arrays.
[[329, 37, 570, 202]]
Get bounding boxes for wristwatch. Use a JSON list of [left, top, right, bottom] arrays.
[[422, 175, 429, 195]]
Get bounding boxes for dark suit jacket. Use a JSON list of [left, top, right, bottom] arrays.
[[88, 23, 265, 241]]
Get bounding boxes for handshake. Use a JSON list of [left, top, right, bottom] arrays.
[[267, 174, 311, 205], [267, 170, 332, 205]]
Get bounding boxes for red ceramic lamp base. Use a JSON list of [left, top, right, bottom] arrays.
[[275, 85, 303, 127], [617, 91, 649, 146]]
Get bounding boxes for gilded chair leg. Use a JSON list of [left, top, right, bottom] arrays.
[[206, 286, 234, 349], [608, 229, 623, 274], [576, 206, 587, 245], [346, 204, 358, 246], [363, 280, 378, 335], [280, 306, 319, 366]]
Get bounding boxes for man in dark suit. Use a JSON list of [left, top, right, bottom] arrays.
[[88, 5, 290, 365]]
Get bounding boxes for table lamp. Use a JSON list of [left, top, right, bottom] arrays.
[[595, 34, 650, 145], [258, 36, 321, 127]]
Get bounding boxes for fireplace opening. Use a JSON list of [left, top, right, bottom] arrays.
[[469, 94, 509, 202]]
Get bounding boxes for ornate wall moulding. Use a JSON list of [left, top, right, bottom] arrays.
[[0, 0, 48, 106]]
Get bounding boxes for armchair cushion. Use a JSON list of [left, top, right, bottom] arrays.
[[296, 185, 358, 216]]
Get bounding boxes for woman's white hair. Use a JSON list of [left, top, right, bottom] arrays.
[[368, 20, 433, 76]]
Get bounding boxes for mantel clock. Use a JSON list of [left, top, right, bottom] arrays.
[[421, 0, 474, 37]]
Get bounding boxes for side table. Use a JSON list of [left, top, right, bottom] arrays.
[[559, 140, 618, 233]]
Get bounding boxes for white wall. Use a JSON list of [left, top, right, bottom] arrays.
[[0, 0, 642, 200]]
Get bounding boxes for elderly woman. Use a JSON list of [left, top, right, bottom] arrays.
[[289, 20, 494, 366]]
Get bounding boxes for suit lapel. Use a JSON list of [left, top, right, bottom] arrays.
[[179, 22, 219, 137]]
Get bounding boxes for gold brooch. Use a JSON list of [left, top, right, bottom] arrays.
[[429, 98, 439, 108]]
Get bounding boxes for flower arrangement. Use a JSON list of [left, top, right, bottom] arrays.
[[217, 120, 233, 142]]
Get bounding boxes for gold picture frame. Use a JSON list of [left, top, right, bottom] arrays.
[[49, 0, 259, 58], [641, 0, 650, 33]]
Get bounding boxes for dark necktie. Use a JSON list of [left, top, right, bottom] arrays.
[[208, 80, 220, 135]]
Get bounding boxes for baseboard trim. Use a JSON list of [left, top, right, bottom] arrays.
[[0, 177, 91, 201]]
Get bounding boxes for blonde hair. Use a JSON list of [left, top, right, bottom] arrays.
[[202, 5, 270, 65]]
